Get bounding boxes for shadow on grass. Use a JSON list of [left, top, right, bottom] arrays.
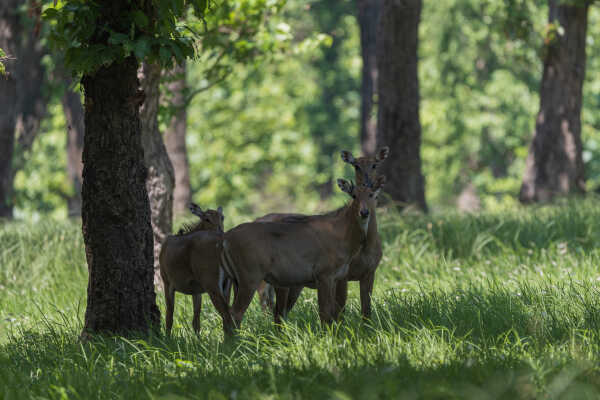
[[3, 280, 600, 399], [2, 329, 600, 400]]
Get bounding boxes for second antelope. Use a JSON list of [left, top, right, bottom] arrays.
[[257, 147, 389, 322], [221, 177, 385, 328], [159, 204, 234, 336]]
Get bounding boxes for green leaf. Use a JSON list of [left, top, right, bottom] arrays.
[[159, 46, 172, 65], [42, 8, 60, 20], [192, 0, 208, 17], [108, 32, 129, 45], [169, 41, 184, 63], [132, 10, 149, 29], [133, 37, 151, 59]]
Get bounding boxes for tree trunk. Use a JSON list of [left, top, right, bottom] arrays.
[[62, 82, 84, 217], [0, 0, 48, 218], [163, 62, 191, 217], [357, 0, 381, 156], [13, 21, 47, 170], [139, 62, 175, 287], [0, 1, 19, 219], [81, 57, 159, 335], [375, 0, 427, 211], [519, 1, 589, 203]]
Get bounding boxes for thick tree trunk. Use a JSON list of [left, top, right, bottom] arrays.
[[375, 0, 427, 211], [163, 63, 191, 217], [0, 1, 19, 219], [61, 82, 84, 217], [81, 57, 159, 335], [519, 1, 589, 203], [357, 0, 381, 156], [139, 62, 175, 287]]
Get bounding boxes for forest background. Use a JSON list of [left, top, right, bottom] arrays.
[[8, 0, 600, 224]]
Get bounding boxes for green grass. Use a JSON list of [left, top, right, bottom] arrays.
[[2, 198, 600, 399]]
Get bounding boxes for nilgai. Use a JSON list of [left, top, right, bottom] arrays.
[[221, 177, 385, 328], [159, 205, 234, 336], [256, 147, 389, 322]]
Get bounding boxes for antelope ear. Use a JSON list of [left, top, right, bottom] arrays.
[[376, 146, 390, 162], [189, 202, 203, 216], [217, 206, 224, 219], [337, 179, 354, 195], [340, 150, 355, 165]]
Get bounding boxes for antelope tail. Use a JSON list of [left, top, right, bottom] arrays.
[[220, 239, 240, 295]]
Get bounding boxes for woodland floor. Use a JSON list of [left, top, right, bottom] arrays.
[[2, 198, 600, 399]]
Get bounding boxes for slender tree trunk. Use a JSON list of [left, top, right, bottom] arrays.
[[139, 62, 175, 287], [376, 0, 427, 211], [0, 0, 48, 218], [519, 1, 589, 203], [357, 0, 381, 156], [13, 22, 47, 169], [81, 57, 159, 335], [61, 82, 84, 217], [0, 1, 19, 219], [164, 62, 191, 217]]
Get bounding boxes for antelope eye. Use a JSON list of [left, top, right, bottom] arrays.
[[352, 195, 356, 199], [354, 165, 360, 170], [372, 164, 377, 169], [369, 193, 373, 198]]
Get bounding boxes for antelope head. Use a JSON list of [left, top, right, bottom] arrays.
[[340, 146, 389, 187], [189, 203, 225, 233], [337, 175, 386, 234]]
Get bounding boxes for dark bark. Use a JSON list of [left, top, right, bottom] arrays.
[[61, 82, 84, 217], [357, 0, 381, 156], [139, 62, 175, 287], [0, 1, 19, 219], [519, 1, 589, 203], [375, 0, 427, 211], [163, 63, 191, 217], [81, 57, 159, 335]]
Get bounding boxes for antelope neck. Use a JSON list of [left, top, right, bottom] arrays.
[[338, 199, 368, 247]]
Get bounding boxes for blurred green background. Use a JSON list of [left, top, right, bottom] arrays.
[[13, 0, 600, 223]]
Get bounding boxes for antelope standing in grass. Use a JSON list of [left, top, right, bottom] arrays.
[[159, 204, 234, 336], [221, 177, 385, 328], [256, 147, 389, 322]]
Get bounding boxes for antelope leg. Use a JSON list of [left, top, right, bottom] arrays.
[[192, 294, 202, 334], [360, 271, 376, 319], [208, 290, 235, 337], [316, 278, 336, 325], [273, 286, 289, 325], [165, 286, 176, 337], [231, 285, 256, 330], [333, 279, 348, 321], [285, 285, 303, 315]]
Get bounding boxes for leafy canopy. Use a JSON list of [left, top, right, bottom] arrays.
[[42, 0, 209, 74]]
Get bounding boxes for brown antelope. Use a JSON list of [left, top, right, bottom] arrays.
[[256, 147, 389, 322], [221, 177, 385, 328], [159, 204, 235, 336]]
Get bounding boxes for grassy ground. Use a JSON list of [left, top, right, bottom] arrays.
[[1, 198, 600, 399]]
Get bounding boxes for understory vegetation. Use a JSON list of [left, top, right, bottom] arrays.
[[2, 198, 600, 399]]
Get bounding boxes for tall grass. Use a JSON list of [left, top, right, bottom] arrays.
[[1, 198, 600, 399]]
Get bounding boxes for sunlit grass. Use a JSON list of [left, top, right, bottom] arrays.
[[1, 198, 600, 399]]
